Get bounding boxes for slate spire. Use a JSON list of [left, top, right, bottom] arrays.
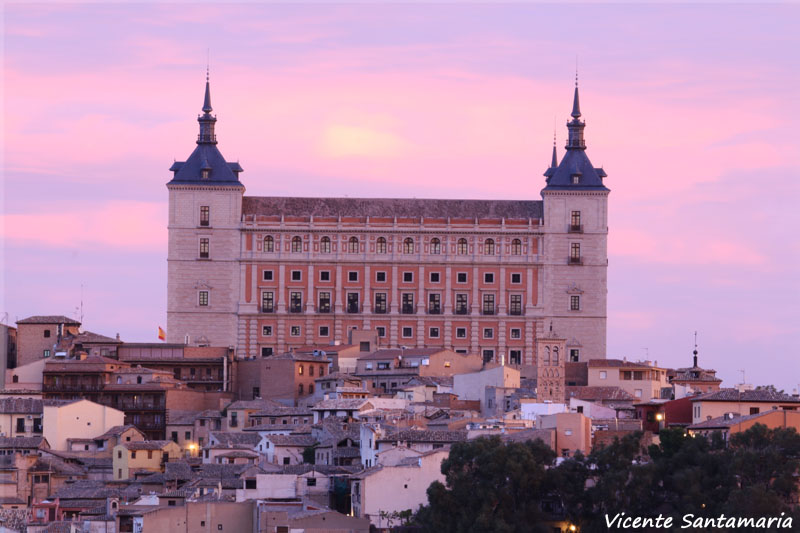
[[197, 69, 217, 145], [550, 130, 558, 168], [571, 73, 581, 119], [566, 74, 586, 150], [202, 68, 213, 114]]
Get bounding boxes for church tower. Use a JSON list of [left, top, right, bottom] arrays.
[[536, 323, 566, 403], [166, 74, 244, 347], [541, 79, 609, 362]]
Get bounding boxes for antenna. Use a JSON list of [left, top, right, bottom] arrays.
[[575, 55, 579, 87], [694, 331, 698, 350], [739, 369, 746, 384], [206, 48, 210, 81]]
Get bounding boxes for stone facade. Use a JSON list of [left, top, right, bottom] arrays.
[[166, 79, 609, 366]]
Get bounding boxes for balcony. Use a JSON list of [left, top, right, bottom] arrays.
[[317, 305, 331, 314], [568, 257, 583, 265], [118, 402, 165, 411], [568, 224, 583, 233], [373, 307, 388, 314], [289, 305, 303, 313], [347, 305, 360, 314], [509, 309, 523, 316], [428, 307, 441, 315], [43, 383, 102, 392], [455, 308, 469, 315], [401, 305, 415, 315], [261, 306, 274, 313], [482, 308, 495, 316]]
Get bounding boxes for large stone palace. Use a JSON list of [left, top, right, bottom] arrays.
[[166, 75, 609, 367]]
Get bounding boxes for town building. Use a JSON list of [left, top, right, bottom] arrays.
[[14, 316, 80, 368], [165, 76, 610, 368], [690, 387, 800, 425], [587, 359, 670, 401]]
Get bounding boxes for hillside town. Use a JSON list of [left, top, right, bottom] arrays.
[[0, 315, 797, 532]]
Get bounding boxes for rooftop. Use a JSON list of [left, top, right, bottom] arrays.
[[692, 389, 800, 403], [17, 315, 81, 325]]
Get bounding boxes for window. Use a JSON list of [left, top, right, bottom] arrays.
[[16, 418, 25, 433], [455, 293, 468, 314], [570, 349, 580, 362], [570, 243, 581, 263], [511, 239, 522, 255], [570, 295, 581, 311], [484, 272, 494, 283], [376, 326, 386, 337], [403, 238, 414, 254], [200, 206, 210, 226], [290, 325, 301, 337], [428, 293, 441, 314], [430, 272, 441, 284], [571, 211, 581, 230], [374, 293, 387, 314], [572, 174, 580, 184], [456, 327, 467, 339], [483, 328, 494, 339], [319, 271, 330, 282], [429, 327, 440, 338], [252, 387, 260, 398], [298, 365, 304, 375], [319, 326, 329, 337], [599, 371, 607, 380], [634, 389, 643, 398], [403, 272, 414, 283], [348, 271, 358, 282], [320, 236, 331, 253], [263, 270, 273, 281], [261, 347, 273, 357], [510, 328, 521, 339], [44, 329, 51, 338], [307, 478, 317, 486], [308, 384, 314, 394], [402, 327, 413, 338], [359, 341, 370, 352], [131, 451, 137, 459], [347, 293, 360, 313], [750, 407, 760, 415], [318, 292, 331, 313], [510, 294, 522, 315], [199, 238, 209, 258], [484, 239, 495, 255], [430, 238, 441, 254], [402, 293, 414, 314], [509, 350, 521, 365], [309, 365, 314, 377], [245, 479, 257, 490], [348, 237, 359, 253], [511, 273, 522, 284], [376, 237, 387, 254], [482, 349, 495, 363], [291, 270, 302, 281], [261, 292, 273, 312], [43, 350, 50, 358], [290, 292, 302, 313], [291, 236, 302, 252], [455, 272, 467, 284], [264, 236, 274, 252], [198, 291, 209, 306], [457, 238, 468, 255], [376, 271, 387, 283], [482, 294, 495, 315]]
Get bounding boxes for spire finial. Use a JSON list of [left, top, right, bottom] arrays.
[[693, 331, 699, 367], [550, 124, 558, 168], [571, 67, 581, 119], [202, 69, 213, 114]]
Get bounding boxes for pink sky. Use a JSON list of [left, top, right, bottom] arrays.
[[3, 3, 799, 390]]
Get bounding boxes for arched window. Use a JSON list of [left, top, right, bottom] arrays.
[[376, 237, 387, 254], [511, 239, 522, 255], [320, 236, 331, 254], [430, 238, 441, 255], [544, 346, 550, 365], [309, 384, 315, 394], [553, 347, 559, 365], [264, 236, 274, 253], [484, 238, 495, 255], [348, 237, 359, 253], [457, 238, 468, 255], [298, 383, 304, 395], [291, 236, 302, 253], [403, 238, 414, 254], [298, 364, 304, 375]]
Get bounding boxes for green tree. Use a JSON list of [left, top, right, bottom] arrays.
[[415, 436, 556, 533]]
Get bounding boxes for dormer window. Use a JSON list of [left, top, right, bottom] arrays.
[[571, 175, 580, 184], [201, 169, 210, 180]]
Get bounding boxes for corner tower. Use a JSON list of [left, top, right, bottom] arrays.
[[166, 74, 244, 347], [541, 79, 609, 362]]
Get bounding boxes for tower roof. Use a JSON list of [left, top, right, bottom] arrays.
[[543, 81, 608, 192], [167, 75, 243, 187]]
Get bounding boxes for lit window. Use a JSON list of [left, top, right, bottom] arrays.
[[290, 325, 301, 336], [198, 291, 209, 306], [457, 238, 468, 255], [570, 295, 580, 311], [511, 239, 522, 255], [484, 239, 495, 255], [199, 238, 209, 259], [403, 238, 414, 254], [199, 206, 210, 226], [264, 236, 274, 252], [430, 238, 441, 254], [262, 326, 272, 336]]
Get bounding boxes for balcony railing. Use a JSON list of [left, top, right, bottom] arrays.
[[401, 306, 415, 314], [455, 308, 469, 315], [568, 224, 583, 233], [318, 305, 331, 313], [482, 308, 495, 316], [347, 305, 360, 314], [568, 257, 583, 265], [43, 383, 102, 392], [261, 306, 274, 313], [509, 309, 523, 316], [373, 307, 388, 314], [428, 307, 441, 315]]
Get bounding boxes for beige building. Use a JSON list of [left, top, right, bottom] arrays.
[[690, 388, 800, 425], [539, 412, 591, 457], [688, 408, 800, 440], [137, 500, 255, 533], [42, 399, 125, 451], [587, 359, 669, 400], [352, 448, 449, 527], [0, 398, 43, 438], [453, 364, 520, 412], [5, 359, 46, 392], [112, 440, 182, 480]]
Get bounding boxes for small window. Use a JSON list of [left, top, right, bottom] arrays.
[[430, 272, 440, 283], [261, 347, 273, 357], [402, 327, 413, 338], [376, 327, 386, 338], [376, 271, 387, 283], [511, 239, 522, 255], [348, 236, 359, 253], [483, 328, 494, 339], [570, 243, 581, 261], [307, 478, 317, 486], [430, 238, 441, 254], [484, 272, 494, 283], [456, 327, 467, 339], [750, 407, 760, 415], [376, 237, 387, 254], [292, 236, 302, 252], [43, 350, 51, 358], [320, 236, 331, 253], [320, 270, 330, 282], [200, 206, 210, 226], [572, 174, 580, 184], [457, 238, 468, 255], [429, 327, 440, 338], [511, 273, 522, 284], [570, 295, 581, 311], [403, 272, 413, 283], [44, 330, 51, 338], [291, 270, 302, 281], [348, 271, 358, 282], [570, 349, 580, 362], [262, 326, 272, 336], [482, 349, 495, 363], [199, 238, 209, 259], [484, 239, 495, 255], [403, 238, 414, 254], [509, 350, 521, 365], [198, 291, 209, 306], [290, 326, 301, 337], [510, 328, 521, 339], [457, 272, 467, 283], [263, 270, 274, 281], [264, 236, 274, 252], [319, 326, 329, 337]]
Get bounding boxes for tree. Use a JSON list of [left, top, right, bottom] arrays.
[[415, 436, 556, 533]]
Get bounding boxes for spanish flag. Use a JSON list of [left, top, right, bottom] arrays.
[[157, 327, 166, 341]]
